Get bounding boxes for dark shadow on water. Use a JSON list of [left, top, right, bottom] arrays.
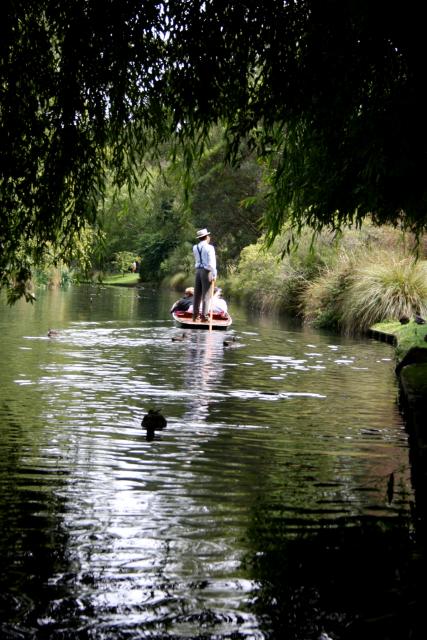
[[245, 507, 427, 640], [0, 463, 74, 638]]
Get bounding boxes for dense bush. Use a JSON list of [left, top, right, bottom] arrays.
[[302, 250, 427, 334], [228, 224, 427, 333], [227, 241, 300, 313], [340, 253, 427, 333], [227, 227, 347, 314]]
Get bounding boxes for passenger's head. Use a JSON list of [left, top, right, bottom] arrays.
[[184, 287, 194, 296]]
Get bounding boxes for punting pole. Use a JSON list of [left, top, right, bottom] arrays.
[[209, 280, 215, 332]]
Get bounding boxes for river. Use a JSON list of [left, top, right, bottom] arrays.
[[0, 285, 425, 639]]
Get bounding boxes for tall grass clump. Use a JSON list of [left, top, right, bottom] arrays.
[[227, 222, 426, 327], [340, 252, 427, 334], [303, 251, 427, 334], [302, 253, 354, 330]]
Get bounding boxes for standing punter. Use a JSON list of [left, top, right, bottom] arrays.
[[192, 228, 217, 322]]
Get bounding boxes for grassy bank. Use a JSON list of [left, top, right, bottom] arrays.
[[97, 273, 141, 286], [370, 318, 427, 406], [226, 224, 427, 334], [371, 320, 427, 358]]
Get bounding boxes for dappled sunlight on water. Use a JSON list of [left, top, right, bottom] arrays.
[[0, 287, 424, 639]]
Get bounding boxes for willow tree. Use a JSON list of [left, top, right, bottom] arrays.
[[2, 0, 427, 299]]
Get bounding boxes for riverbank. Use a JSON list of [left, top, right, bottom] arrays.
[[86, 273, 142, 287], [370, 320, 427, 505]]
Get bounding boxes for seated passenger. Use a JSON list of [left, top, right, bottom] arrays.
[[170, 287, 194, 313], [211, 287, 228, 315]]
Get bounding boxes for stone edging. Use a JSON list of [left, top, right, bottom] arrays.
[[369, 327, 427, 479]]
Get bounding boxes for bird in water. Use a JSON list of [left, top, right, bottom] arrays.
[[171, 332, 188, 342], [223, 336, 239, 348], [47, 329, 60, 337], [141, 409, 167, 441]]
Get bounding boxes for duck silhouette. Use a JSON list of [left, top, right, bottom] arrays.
[[141, 409, 167, 440], [223, 336, 239, 348], [171, 332, 188, 342], [47, 329, 60, 337]]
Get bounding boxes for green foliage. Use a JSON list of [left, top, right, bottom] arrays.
[[302, 258, 355, 330], [372, 321, 427, 359], [0, 0, 168, 296], [134, 174, 191, 280], [159, 242, 194, 280], [190, 139, 264, 269], [341, 254, 427, 334], [3, 1, 427, 301], [227, 240, 304, 314], [227, 225, 350, 313], [3, 225, 95, 303], [33, 264, 73, 288], [92, 182, 150, 269], [228, 223, 427, 334], [112, 251, 138, 275], [137, 233, 173, 281], [90, 169, 192, 281], [303, 251, 427, 335]]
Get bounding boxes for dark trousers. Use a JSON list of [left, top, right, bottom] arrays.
[[193, 268, 212, 319]]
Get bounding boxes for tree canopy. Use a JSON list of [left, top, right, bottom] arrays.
[[2, 1, 427, 296]]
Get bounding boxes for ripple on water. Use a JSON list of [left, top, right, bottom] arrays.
[[0, 292, 418, 639]]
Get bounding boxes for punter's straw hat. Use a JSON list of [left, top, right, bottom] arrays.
[[196, 228, 210, 238]]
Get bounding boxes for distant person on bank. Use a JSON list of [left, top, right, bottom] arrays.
[[192, 228, 217, 322]]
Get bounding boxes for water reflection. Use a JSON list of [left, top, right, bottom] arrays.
[[180, 330, 226, 422], [247, 510, 422, 640], [0, 287, 424, 639]]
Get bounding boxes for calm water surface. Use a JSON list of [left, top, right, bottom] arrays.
[[0, 286, 424, 639]]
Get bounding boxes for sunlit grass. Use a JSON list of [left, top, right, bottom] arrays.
[[372, 320, 427, 358], [303, 252, 427, 334], [101, 273, 141, 286], [340, 253, 427, 334]]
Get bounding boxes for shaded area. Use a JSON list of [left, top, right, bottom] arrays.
[[0, 287, 421, 639], [0, 415, 74, 638], [246, 510, 426, 640]]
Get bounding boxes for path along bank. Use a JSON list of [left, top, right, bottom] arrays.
[[370, 320, 427, 518]]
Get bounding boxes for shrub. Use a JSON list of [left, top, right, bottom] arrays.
[[227, 241, 297, 313], [227, 222, 427, 330], [160, 241, 194, 280], [302, 255, 354, 329], [303, 251, 427, 334], [340, 252, 427, 334]]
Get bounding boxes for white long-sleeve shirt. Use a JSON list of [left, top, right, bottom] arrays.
[[193, 240, 217, 279], [212, 296, 228, 314]]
